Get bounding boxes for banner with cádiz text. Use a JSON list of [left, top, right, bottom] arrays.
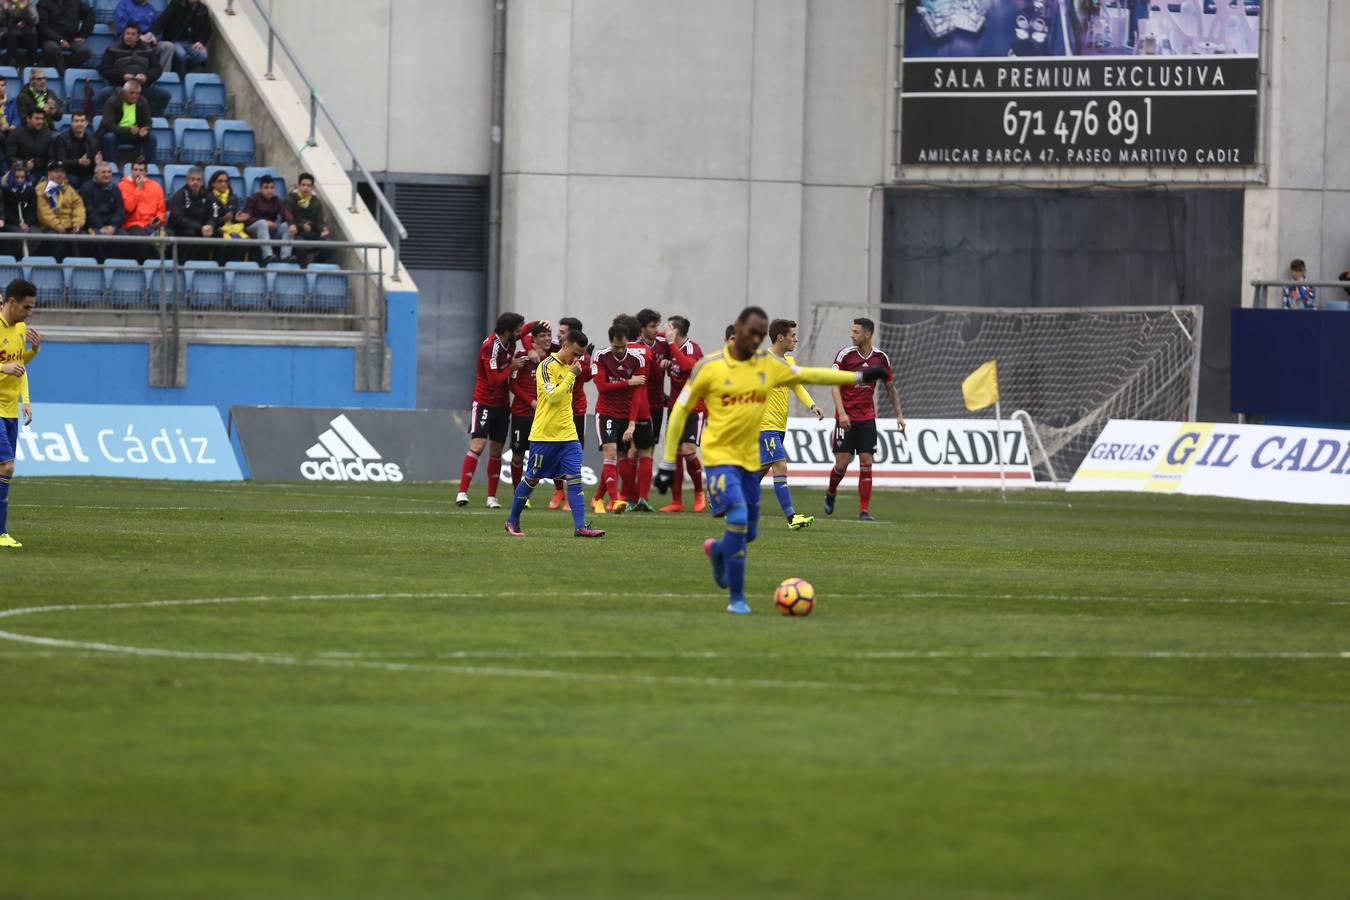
[[777, 417, 1034, 487], [1068, 420, 1350, 506], [14, 403, 242, 480]]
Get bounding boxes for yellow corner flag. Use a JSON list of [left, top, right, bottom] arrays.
[[962, 360, 999, 412]]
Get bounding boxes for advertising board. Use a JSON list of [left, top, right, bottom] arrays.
[[900, 0, 1261, 168], [15, 403, 242, 480], [1067, 419, 1350, 505]]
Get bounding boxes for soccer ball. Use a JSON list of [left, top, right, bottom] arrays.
[[774, 578, 815, 617]]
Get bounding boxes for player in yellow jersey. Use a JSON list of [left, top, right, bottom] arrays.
[[655, 306, 889, 614], [504, 328, 605, 538], [0, 279, 40, 549], [758, 318, 824, 531]]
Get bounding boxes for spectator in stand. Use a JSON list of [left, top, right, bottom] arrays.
[[1281, 258, 1317, 310], [0, 158, 37, 238], [151, 0, 210, 77], [79, 159, 124, 259], [97, 22, 170, 117], [118, 156, 163, 258], [1, 0, 41, 67], [241, 174, 295, 264], [287, 172, 329, 266], [98, 80, 156, 164], [168, 165, 211, 257], [51, 110, 100, 188], [16, 69, 62, 125], [35, 159, 83, 259], [38, 0, 94, 75], [205, 168, 244, 259], [5, 109, 53, 173], [0, 79, 16, 146], [1339, 263, 1350, 300], [112, 0, 159, 49]]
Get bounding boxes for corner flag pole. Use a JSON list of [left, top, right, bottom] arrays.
[[994, 398, 1006, 501]]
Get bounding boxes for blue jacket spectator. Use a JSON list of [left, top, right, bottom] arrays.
[[1281, 259, 1317, 310], [114, 0, 158, 38]]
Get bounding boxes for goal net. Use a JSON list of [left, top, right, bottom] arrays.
[[799, 303, 1203, 481]]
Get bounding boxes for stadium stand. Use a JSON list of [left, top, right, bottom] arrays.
[[174, 117, 214, 164], [185, 259, 226, 308], [214, 119, 256, 164], [64, 257, 104, 306], [185, 72, 225, 117], [225, 260, 267, 309]]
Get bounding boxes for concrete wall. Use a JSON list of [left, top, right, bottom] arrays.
[[1242, 0, 1350, 300]]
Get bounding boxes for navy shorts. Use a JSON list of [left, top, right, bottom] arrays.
[[573, 415, 585, 449], [510, 416, 533, 456], [678, 410, 705, 446], [759, 430, 787, 466], [704, 464, 761, 524], [0, 417, 16, 464], [524, 440, 583, 481], [470, 402, 510, 443]]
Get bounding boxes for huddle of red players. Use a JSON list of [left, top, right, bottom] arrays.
[[456, 308, 707, 514]]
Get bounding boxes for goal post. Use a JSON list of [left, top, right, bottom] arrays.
[[799, 303, 1203, 482]]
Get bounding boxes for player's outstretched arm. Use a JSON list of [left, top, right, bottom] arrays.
[[780, 363, 887, 389]]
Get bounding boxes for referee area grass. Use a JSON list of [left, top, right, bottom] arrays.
[[1, 478, 1347, 899]]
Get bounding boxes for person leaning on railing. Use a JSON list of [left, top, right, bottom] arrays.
[[118, 156, 164, 260], [0, 158, 37, 236], [168, 165, 213, 260], [1281, 259, 1317, 310], [79, 160, 125, 262]]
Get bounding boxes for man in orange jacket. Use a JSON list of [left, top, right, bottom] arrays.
[[118, 156, 164, 258]]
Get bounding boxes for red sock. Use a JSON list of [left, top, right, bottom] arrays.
[[593, 476, 606, 502], [686, 453, 703, 493], [637, 456, 653, 500], [619, 458, 637, 501], [554, 477, 565, 493], [602, 460, 619, 504], [486, 455, 503, 498], [458, 449, 481, 493], [827, 465, 847, 496], [511, 457, 523, 488], [859, 463, 873, 512], [672, 454, 687, 503]]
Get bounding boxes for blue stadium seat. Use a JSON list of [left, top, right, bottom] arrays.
[[148, 0, 167, 11], [0, 255, 23, 288], [55, 114, 72, 131], [163, 163, 192, 197], [0, 67, 18, 99], [185, 260, 226, 309], [225, 260, 267, 309], [86, 25, 115, 66], [94, 0, 117, 25], [266, 262, 306, 310], [91, 115, 102, 132], [150, 117, 174, 160], [243, 166, 283, 196], [105, 258, 148, 307], [63, 68, 107, 112], [157, 72, 186, 116], [173, 117, 214, 164], [213, 119, 256, 165], [142, 259, 178, 300], [64, 257, 104, 306], [306, 263, 347, 312], [185, 73, 225, 117], [204, 165, 244, 198], [22, 257, 65, 302], [22, 68, 63, 105]]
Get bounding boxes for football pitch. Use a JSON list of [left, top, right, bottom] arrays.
[[1, 479, 1347, 899]]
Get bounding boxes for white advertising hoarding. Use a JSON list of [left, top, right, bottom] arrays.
[[1068, 420, 1350, 506], [776, 417, 1033, 487]]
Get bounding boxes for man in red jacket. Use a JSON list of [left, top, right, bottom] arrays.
[[241, 175, 296, 264], [457, 312, 526, 509]]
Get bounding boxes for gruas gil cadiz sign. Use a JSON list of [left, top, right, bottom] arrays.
[[1068, 420, 1350, 506], [777, 417, 1034, 487], [900, 0, 1261, 168]]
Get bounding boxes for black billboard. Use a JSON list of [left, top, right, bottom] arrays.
[[900, 0, 1261, 168]]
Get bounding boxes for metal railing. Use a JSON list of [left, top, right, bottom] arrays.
[[0, 231, 388, 389], [223, 0, 408, 278], [1250, 279, 1350, 310]]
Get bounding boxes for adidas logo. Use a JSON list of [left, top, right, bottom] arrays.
[[299, 414, 404, 482]]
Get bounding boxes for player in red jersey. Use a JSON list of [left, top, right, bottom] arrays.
[[623, 307, 670, 512], [458, 312, 526, 508], [591, 322, 649, 514], [658, 314, 706, 513], [593, 314, 651, 511], [546, 316, 591, 510], [508, 321, 552, 491], [825, 317, 905, 521]]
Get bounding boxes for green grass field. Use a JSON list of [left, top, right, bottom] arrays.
[[1, 479, 1347, 899]]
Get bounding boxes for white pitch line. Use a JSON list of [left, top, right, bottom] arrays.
[[311, 648, 1350, 661], [0, 593, 1348, 712]]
